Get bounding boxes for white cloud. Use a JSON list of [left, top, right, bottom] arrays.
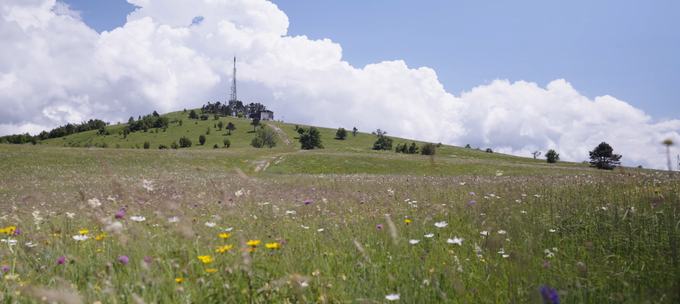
[[0, 0, 678, 169]]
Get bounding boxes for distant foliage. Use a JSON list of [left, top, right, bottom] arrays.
[[179, 136, 192, 148], [214, 113, 219, 120], [373, 136, 393, 151], [546, 149, 559, 163], [532, 151, 542, 159], [251, 126, 277, 148], [189, 110, 199, 119], [199, 135, 206, 146], [200, 114, 209, 121], [485, 148, 493, 153], [299, 127, 324, 150], [170, 141, 179, 149], [335, 128, 348, 140], [158, 144, 169, 149], [589, 142, 622, 170], [421, 143, 436, 156]]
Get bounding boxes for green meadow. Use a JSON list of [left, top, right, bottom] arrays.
[[0, 110, 678, 303]]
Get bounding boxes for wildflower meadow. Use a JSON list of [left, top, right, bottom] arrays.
[[0, 144, 678, 303]]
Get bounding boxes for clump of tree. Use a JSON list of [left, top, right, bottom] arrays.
[[200, 114, 209, 121], [251, 126, 277, 148], [372, 129, 392, 151], [421, 143, 436, 156], [179, 136, 192, 148], [335, 128, 348, 140], [546, 149, 559, 163], [200, 101, 268, 118], [589, 142, 622, 170], [297, 126, 324, 150], [226, 122, 236, 135], [159, 144, 169, 149], [485, 148, 493, 153], [127, 112, 169, 133], [395, 142, 419, 154], [1, 118, 110, 145]]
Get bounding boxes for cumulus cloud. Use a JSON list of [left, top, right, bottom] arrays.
[[0, 0, 678, 169]]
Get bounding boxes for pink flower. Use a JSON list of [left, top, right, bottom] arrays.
[[376, 225, 383, 229], [312, 188, 316, 192], [304, 200, 313, 205], [470, 192, 475, 196], [1, 265, 9, 271], [139, 202, 144, 205], [118, 255, 129, 264], [57, 257, 66, 265], [360, 201, 365, 204], [194, 203, 198, 207], [542, 263, 550, 268], [228, 197, 233, 201], [115, 211, 125, 218], [144, 257, 152, 263]]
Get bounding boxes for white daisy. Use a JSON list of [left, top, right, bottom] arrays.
[[520, 211, 527, 214], [130, 216, 146, 222], [424, 234, 434, 238], [225, 227, 233, 231], [205, 222, 216, 227], [168, 216, 180, 223], [502, 254, 509, 258], [480, 231, 489, 236], [317, 228, 324, 232], [447, 237, 463, 246], [409, 239, 420, 244], [301, 225, 309, 229], [498, 230, 507, 235], [434, 221, 448, 228], [385, 294, 400, 301], [25, 242, 37, 248], [66, 212, 75, 219], [286, 210, 296, 215], [549, 229, 556, 233], [72, 235, 90, 241], [1, 239, 17, 246]]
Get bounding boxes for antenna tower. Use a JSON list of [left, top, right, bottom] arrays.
[[229, 56, 237, 102]]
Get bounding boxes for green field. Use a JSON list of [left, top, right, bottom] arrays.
[[0, 112, 678, 303]]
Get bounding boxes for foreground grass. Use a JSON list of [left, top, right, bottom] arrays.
[[0, 145, 678, 303]]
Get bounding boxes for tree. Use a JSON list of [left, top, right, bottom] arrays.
[[179, 136, 192, 148], [123, 126, 131, 139], [251, 126, 277, 148], [589, 142, 622, 170], [532, 151, 542, 159], [464, 144, 471, 148], [98, 126, 107, 136], [421, 143, 436, 155], [170, 141, 179, 149], [214, 113, 219, 120], [213, 144, 219, 148], [663, 139, 674, 171], [299, 127, 324, 150], [372, 129, 387, 137], [199, 135, 206, 145], [143, 141, 150, 149], [226, 122, 236, 135], [335, 128, 348, 140], [485, 148, 493, 153], [352, 127, 358, 137], [179, 119, 183, 126], [152, 111, 160, 117], [223, 139, 231, 148], [373, 136, 393, 151], [546, 149, 559, 163], [408, 142, 419, 154], [217, 121, 224, 130], [250, 118, 260, 132], [206, 127, 210, 135], [128, 116, 135, 123], [189, 110, 198, 119], [200, 114, 209, 120]]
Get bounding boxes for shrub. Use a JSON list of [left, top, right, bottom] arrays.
[[421, 143, 436, 155], [179, 136, 192, 148], [170, 141, 179, 149], [485, 148, 493, 153], [200, 114, 209, 121], [214, 113, 219, 120], [179, 119, 183, 126], [546, 149, 560, 163], [206, 127, 210, 135], [159, 144, 169, 149], [223, 139, 231, 148], [199, 135, 206, 145], [251, 127, 277, 148], [189, 110, 198, 119], [143, 141, 150, 149], [299, 127, 323, 150], [213, 144, 219, 148], [335, 128, 348, 140], [373, 136, 393, 151]]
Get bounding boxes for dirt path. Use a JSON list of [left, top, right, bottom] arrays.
[[266, 123, 296, 148]]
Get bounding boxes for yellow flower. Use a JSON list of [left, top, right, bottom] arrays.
[[44, 241, 51, 245], [193, 217, 197, 222], [246, 240, 261, 246], [197, 255, 214, 263], [79, 230, 89, 235], [265, 243, 281, 249], [405, 219, 411, 224], [247, 248, 254, 253], [175, 278, 183, 283], [215, 245, 233, 253], [95, 234, 106, 240], [205, 268, 217, 273], [53, 233, 61, 237], [219, 233, 231, 239], [481, 259, 486, 263], [97, 249, 103, 253]]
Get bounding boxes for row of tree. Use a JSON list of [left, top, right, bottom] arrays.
[[0, 119, 109, 145], [198, 101, 268, 118]]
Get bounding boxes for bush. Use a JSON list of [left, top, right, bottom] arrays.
[[179, 119, 183, 126], [159, 144, 169, 149], [189, 110, 198, 119], [299, 127, 323, 150], [206, 127, 210, 135], [199, 135, 206, 145], [179, 136, 192, 148], [213, 144, 219, 149], [485, 148, 493, 153], [335, 128, 348, 140], [251, 127, 277, 148], [200, 114, 209, 121], [373, 136, 393, 151], [223, 139, 231, 148], [421, 143, 436, 155], [170, 141, 179, 149], [546, 149, 560, 163], [143, 141, 150, 149]]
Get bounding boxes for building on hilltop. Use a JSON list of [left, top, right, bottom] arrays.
[[249, 110, 274, 121]]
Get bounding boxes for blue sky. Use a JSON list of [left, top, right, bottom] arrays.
[[63, 0, 680, 122]]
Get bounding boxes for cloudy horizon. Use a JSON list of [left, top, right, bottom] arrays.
[[1, 0, 679, 169]]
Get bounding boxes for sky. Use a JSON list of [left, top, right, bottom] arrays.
[[1, 0, 679, 169]]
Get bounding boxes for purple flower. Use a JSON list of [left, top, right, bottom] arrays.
[[304, 200, 313, 205], [270, 252, 274, 256], [194, 203, 198, 207], [539, 286, 560, 304], [228, 197, 233, 201], [139, 201, 144, 205], [312, 188, 315, 192], [13, 229, 21, 235], [120, 206, 127, 211], [329, 212, 335, 216], [118, 255, 130, 264], [144, 257, 152, 263], [653, 203, 658, 207], [1, 265, 9, 271], [115, 211, 125, 218], [469, 192, 475, 196], [376, 225, 383, 229], [359, 196, 363, 198], [356, 262, 362, 267], [469, 200, 476, 204], [542, 263, 550, 268], [269, 192, 272, 194], [57, 257, 66, 265], [409, 173, 412, 175], [40, 265, 46, 270], [360, 201, 365, 204]]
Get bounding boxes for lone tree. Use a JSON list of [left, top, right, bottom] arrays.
[[250, 118, 260, 132], [217, 121, 224, 131], [335, 127, 348, 140], [546, 149, 559, 163], [188, 110, 199, 119], [352, 127, 358, 137], [299, 127, 324, 150], [199, 134, 206, 145], [179, 136, 192, 148], [589, 142, 622, 170], [226, 122, 236, 135], [663, 139, 674, 171], [251, 126, 278, 148], [532, 151, 542, 159]]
